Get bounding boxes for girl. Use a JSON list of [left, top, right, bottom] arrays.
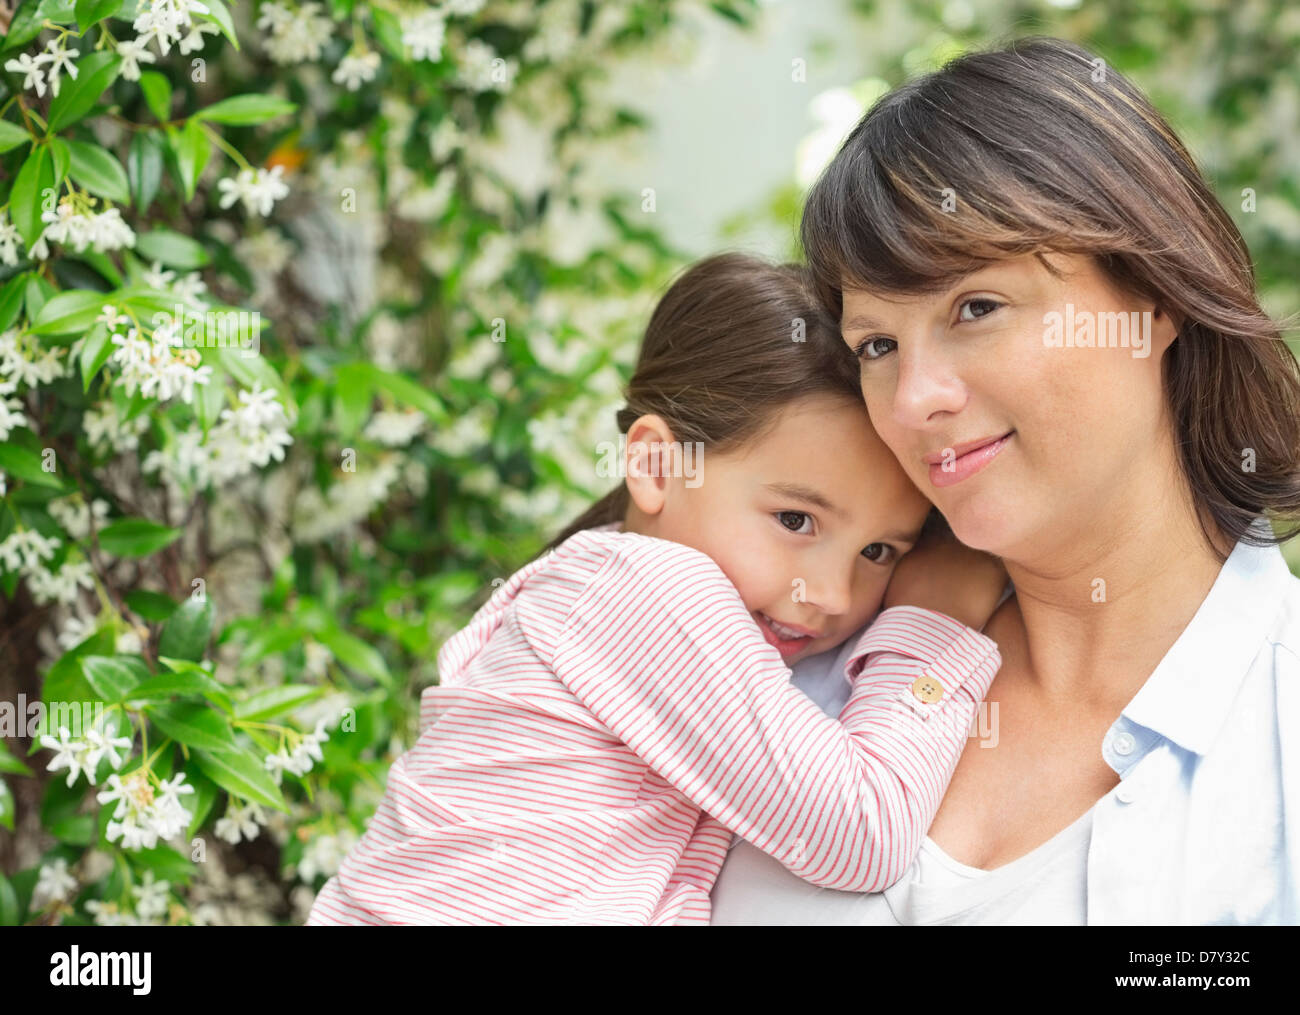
[[306, 252, 1008, 925]]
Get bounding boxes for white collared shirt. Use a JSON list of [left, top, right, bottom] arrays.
[[710, 520, 1300, 924]]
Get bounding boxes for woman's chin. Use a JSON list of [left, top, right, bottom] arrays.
[[941, 497, 1020, 557]]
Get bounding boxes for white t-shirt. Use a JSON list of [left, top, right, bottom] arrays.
[[710, 580, 1093, 926]]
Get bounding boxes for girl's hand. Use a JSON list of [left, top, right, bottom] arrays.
[[883, 525, 1008, 632]]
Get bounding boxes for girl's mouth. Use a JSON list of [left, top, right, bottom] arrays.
[[755, 611, 816, 657]]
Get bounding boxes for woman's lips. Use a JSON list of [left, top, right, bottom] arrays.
[[755, 612, 815, 657], [926, 431, 1014, 488]]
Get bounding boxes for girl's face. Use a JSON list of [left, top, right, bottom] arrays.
[[637, 393, 932, 664], [839, 253, 1178, 563]]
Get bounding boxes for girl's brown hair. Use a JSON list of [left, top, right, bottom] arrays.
[[546, 251, 867, 550], [799, 35, 1300, 554]]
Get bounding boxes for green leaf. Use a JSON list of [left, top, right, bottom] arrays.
[[0, 274, 27, 332], [29, 288, 109, 335], [65, 138, 130, 205], [183, 760, 218, 836], [41, 627, 115, 708], [128, 843, 194, 883], [167, 117, 210, 201], [24, 273, 54, 319], [46, 52, 122, 133], [313, 627, 391, 685], [47, 136, 69, 185], [127, 130, 164, 212], [11, 146, 54, 248], [0, 443, 63, 489], [157, 596, 213, 661], [235, 684, 321, 722], [135, 228, 210, 270], [134, 658, 232, 712], [0, 119, 31, 153], [199, 0, 238, 50], [192, 746, 286, 812], [79, 321, 111, 392], [75, 0, 121, 32], [195, 93, 296, 125], [0, 782, 12, 831], [97, 517, 182, 558], [124, 588, 177, 621], [147, 702, 237, 753], [0, 741, 33, 776], [80, 654, 148, 701], [371, 7, 404, 59], [137, 69, 172, 121], [2, 0, 47, 54], [49, 813, 93, 844], [333, 361, 372, 439], [366, 364, 447, 422], [0, 871, 19, 925]]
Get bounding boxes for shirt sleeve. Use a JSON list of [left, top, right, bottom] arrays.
[[533, 537, 1001, 893]]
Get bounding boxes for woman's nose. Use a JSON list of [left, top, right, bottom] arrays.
[[891, 341, 968, 430]]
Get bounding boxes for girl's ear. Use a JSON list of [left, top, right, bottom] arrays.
[[624, 414, 678, 517]]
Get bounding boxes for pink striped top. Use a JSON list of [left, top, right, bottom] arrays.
[[306, 525, 1001, 925]]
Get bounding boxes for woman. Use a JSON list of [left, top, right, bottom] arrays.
[[710, 36, 1300, 925]]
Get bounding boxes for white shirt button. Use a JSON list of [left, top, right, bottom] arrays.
[[1116, 783, 1136, 804], [1112, 731, 1136, 756]]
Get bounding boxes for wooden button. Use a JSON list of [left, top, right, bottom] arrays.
[[911, 674, 944, 704]]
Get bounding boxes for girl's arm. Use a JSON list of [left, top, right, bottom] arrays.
[[525, 535, 1000, 893]]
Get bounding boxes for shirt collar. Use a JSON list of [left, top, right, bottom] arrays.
[[1122, 518, 1293, 757]]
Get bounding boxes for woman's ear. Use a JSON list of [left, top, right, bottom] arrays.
[[624, 414, 678, 518]]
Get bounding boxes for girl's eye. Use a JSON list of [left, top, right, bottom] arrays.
[[860, 543, 897, 564], [957, 297, 1001, 322], [776, 511, 813, 535], [855, 336, 897, 361]]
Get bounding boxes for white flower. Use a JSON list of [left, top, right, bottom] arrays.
[[116, 37, 158, 81], [41, 37, 79, 97], [4, 52, 49, 98], [441, 0, 485, 14], [455, 38, 517, 93], [214, 800, 267, 844], [217, 166, 290, 217], [33, 858, 77, 909], [259, 1, 332, 63], [57, 610, 97, 651], [331, 49, 380, 92], [141, 261, 175, 290], [0, 212, 21, 266], [363, 409, 425, 447], [40, 726, 90, 787], [401, 9, 446, 62], [98, 770, 194, 850], [297, 829, 359, 882], [131, 870, 170, 920], [81, 723, 133, 774], [179, 20, 220, 55]]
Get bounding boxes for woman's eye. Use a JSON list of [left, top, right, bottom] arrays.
[[855, 336, 897, 361], [957, 297, 1001, 322], [860, 543, 896, 564], [776, 511, 813, 535]]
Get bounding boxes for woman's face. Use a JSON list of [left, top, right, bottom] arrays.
[[840, 253, 1179, 561]]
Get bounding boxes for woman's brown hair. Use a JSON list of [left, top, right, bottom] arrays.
[[799, 35, 1300, 554], [545, 251, 870, 551]]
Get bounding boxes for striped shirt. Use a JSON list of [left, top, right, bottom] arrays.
[[305, 525, 1001, 925]]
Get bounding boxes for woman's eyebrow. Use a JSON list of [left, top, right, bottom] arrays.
[[763, 482, 846, 520], [842, 314, 884, 333]]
